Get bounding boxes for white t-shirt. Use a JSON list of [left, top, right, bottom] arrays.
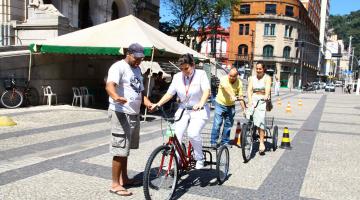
[[167, 69, 211, 119], [107, 60, 144, 114]]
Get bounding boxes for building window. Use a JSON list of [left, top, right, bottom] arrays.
[[284, 25, 293, 37], [285, 6, 294, 17], [239, 24, 250, 35], [240, 4, 250, 14], [263, 45, 274, 57], [238, 44, 248, 55], [78, 0, 93, 28], [264, 24, 276, 36], [283, 46, 291, 58], [265, 4, 276, 14]]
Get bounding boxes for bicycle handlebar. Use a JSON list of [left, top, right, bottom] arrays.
[[238, 99, 267, 109], [156, 106, 186, 123]]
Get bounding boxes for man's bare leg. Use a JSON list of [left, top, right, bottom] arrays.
[[111, 156, 132, 195]]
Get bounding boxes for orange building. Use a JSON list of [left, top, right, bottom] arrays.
[[229, 0, 320, 88]]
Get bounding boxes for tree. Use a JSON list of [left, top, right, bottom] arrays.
[[160, 0, 239, 45], [329, 10, 360, 58]]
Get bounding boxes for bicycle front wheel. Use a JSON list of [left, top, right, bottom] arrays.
[[143, 145, 178, 200], [1, 90, 23, 108], [216, 145, 229, 184], [241, 123, 253, 163]]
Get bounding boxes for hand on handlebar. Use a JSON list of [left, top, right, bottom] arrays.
[[192, 103, 203, 111], [149, 103, 160, 111]]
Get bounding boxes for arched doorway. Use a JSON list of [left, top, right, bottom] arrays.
[[78, 0, 92, 28], [111, 2, 119, 20]]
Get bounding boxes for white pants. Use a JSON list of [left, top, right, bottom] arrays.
[[175, 110, 207, 161]]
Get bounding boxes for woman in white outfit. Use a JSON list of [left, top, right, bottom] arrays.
[[247, 62, 272, 154], [150, 53, 211, 169]]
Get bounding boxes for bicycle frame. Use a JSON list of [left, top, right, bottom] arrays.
[[157, 107, 195, 177]]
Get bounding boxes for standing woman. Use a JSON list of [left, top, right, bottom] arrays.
[[247, 62, 272, 154], [150, 53, 210, 169]]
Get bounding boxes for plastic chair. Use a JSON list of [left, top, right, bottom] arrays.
[[42, 86, 57, 106], [80, 86, 95, 106], [72, 87, 83, 108]]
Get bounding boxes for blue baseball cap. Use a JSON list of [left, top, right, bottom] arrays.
[[128, 43, 145, 58]]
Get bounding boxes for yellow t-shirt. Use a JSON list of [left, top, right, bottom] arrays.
[[215, 75, 243, 106]]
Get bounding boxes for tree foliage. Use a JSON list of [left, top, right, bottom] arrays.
[[329, 10, 360, 58], [159, 0, 239, 46]]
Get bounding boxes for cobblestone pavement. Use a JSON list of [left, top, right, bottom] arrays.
[[0, 88, 359, 200]]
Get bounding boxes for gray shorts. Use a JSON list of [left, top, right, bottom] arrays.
[[108, 110, 140, 157]]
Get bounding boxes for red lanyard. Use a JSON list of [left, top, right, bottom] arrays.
[[183, 70, 195, 97]]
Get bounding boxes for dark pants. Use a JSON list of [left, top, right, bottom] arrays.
[[210, 102, 235, 144]]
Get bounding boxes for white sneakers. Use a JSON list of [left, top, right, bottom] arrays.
[[195, 159, 204, 169]]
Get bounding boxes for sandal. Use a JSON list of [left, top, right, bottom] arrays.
[[109, 188, 132, 196]]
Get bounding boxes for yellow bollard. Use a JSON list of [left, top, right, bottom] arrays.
[[277, 98, 282, 106], [298, 99, 303, 106], [280, 127, 292, 149], [285, 102, 292, 113], [0, 116, 17, 126]]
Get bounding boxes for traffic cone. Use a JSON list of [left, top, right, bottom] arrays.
[[298, 99, 303, 106], [285, 102, 292, 113], [280, 127, 292, 149], [0, 116, 16, 127], [277, 98, 282, 106], [232, 121, 241, 146]]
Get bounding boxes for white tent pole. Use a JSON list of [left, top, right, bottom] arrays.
[[143, 46, 155, 122], [168, 61, 181, 71]]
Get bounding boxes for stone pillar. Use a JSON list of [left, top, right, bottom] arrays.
[[276, 62, 281, 80]]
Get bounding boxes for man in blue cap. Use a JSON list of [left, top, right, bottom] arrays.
[[106, 43, 153, 196]]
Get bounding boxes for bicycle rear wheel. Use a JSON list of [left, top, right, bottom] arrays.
[[143, 145, 178, 200], [241, 123, 253, 163], [216, 145, 229, 184], [272, 125, 278, 151], [1, 90, 23, 108]]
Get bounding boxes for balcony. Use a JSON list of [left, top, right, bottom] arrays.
[[255, 55, 299, 64]]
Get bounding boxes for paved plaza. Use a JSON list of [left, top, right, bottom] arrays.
[[0, 88, 360, 200]]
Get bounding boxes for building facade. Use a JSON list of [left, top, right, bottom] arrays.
[[229, 0, 320, 88], [0, 0, 160, 45]]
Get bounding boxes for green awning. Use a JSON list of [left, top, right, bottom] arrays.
[[29, 43, 157, 57]]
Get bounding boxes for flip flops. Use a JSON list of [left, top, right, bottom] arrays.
[[109, 188, 132, 196]]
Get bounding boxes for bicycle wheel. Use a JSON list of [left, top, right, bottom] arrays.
[[272, 125, 278, 151], [241, 123, 253, 163], [143, 145, 178, 200], [1, 90, 23, 108], [216, 145, 229, 184]]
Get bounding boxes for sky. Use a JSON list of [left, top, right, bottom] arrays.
[[330, 0, 360, 15], [159, 0, 360, 27]]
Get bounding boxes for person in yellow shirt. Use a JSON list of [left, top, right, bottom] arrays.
[[210, 68, 246, 147]]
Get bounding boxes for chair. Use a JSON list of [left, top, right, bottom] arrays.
[[72, 87, 83, 108], [42, 86, 57, 106], [80, 86, 95, 106]]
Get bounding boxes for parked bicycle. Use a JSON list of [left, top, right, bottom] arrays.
[[240, 99, 278, 163], [1, 75, 39, 108], [143, 106, 230, 200]]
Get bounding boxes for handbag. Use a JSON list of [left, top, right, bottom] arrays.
[[266, 93, 273, 112]]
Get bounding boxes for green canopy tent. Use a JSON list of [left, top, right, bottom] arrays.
[[29, 14, 208, 118]]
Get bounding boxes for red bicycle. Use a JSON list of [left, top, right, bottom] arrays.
[[143, 106, 230, 200]]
